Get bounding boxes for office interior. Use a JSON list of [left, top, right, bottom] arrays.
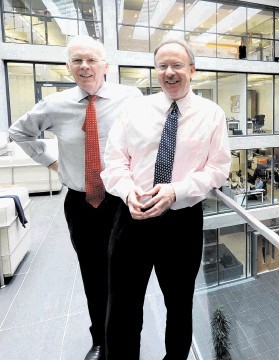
[[1, 0, 279, 359]]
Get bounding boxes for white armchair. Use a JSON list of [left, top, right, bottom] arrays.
[[0, 134, 62, 194]]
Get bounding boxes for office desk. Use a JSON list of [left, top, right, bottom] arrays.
[[228, 188, 264, 205], [222, 185, 264, 205], [238, 189, 264, 205]]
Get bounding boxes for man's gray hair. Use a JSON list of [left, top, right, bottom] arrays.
[[154, 38, 195, 66], [66, 35, 107, 60]]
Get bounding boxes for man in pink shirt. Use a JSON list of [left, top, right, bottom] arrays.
[[101, 38, 231, 360]]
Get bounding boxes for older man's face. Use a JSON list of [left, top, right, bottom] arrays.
[[66, 44, 109, 95]]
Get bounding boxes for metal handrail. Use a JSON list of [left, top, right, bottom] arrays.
[[213, 188, 279, 248]]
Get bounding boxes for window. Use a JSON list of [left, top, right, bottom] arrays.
[[117, 0, 276, 62], [2, 0, 103, 45]]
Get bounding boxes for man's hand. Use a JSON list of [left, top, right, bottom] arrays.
[[126, 186, 149, 220], [140, 184, 176, 218], [127, 184, 176, 219]]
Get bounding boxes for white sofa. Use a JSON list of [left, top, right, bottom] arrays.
[[0, 186, 31, 285], [0, 135, 62, 194]]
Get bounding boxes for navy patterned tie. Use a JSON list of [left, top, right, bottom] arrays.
[[153, 102, 179, 186]]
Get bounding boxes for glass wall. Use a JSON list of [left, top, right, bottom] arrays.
[[192, 70, 217, 103], [7, 62, 74, 123], [218, 73, 246, 135], [117, 0, 278, 62], [222, 147, 279, 209], [7, 63, 36, 122], [3, 0, 102, 45], [248, 73, 273, 135], [196, 225, 248, 289], [275, 75, 279, 134], [119, 67, 275, 137]]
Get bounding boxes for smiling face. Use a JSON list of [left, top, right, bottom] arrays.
[[66, 43, 109, 94], [155, 43, 195, 101]]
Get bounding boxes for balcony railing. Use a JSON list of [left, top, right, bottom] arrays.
[[192, 189, 279, 359]]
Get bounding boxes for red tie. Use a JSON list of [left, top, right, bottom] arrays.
[[82, 95, 105, 208]]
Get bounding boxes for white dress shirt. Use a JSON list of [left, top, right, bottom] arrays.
[[101, 89, 231, 209]]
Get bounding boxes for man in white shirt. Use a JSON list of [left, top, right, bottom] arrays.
[[254, 177, 264, 189], [101, 38, 231, 360], [9, 35, 142, 360]]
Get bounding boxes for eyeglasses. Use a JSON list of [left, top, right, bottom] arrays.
[[155, 63, 190, 72], [69, 57, 105, 66]]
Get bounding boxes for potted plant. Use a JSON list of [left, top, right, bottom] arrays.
[[211, 306, 232, 359]]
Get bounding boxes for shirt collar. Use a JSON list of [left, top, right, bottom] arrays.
[[76, 82, 112, 103], [160, 88, 194, 116]]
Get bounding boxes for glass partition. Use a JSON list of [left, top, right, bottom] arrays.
[[35, 64, 73, 82], [247, 38, 273, 61], [191, 70, 217, 103], [218, 73, 246, 135], [247, 6, 273, 39], [219, 224, 248, 284], [7, 61, 277, 141], [216, 1, 246, 36], [247, 147, 272, 208], [116, 0, 276, 62], [3, 0, 30, 13], [118, 25, 149, 52], [217, 35, 240, 60], [3, 0, 102, 45], [275, 76, 279, 134], [7, 62, 75, 125], [196, 224, 248, 290], [119, 67, 151, 94], [4, 13, 31, 43], [7, 63, 35, 122], [247, 74, 273, 135]]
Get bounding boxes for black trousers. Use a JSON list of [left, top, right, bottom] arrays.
[[106, 202, 204, 360], [64, 188, 121, 346]]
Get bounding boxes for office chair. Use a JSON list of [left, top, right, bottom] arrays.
[[274, 171, 279, 189], [262, 180, 267, 197], [254, 114, 265, 133]]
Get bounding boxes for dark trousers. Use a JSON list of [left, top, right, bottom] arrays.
[[64, 188, 121, 346], [106, 202, 204, 360]]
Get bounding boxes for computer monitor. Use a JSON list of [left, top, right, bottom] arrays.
[[247, 121, 253, 129], [227, 121, 239, 130], [247, 120, 253, 134]]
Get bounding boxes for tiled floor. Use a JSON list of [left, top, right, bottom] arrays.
[[193, 269, 279, 360], [0, 188, 196, 360]]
